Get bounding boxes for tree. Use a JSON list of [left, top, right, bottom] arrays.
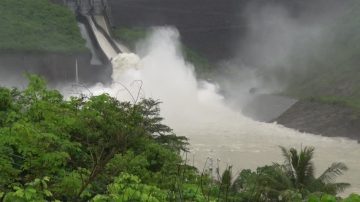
[[230, 146, 351, 201], [0, 75, 190, 201], [279, 146, 350, 195]]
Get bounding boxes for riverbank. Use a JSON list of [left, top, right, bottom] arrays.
[[274, 100, 360, 141]]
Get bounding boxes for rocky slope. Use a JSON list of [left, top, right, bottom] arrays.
[[275, 100, 360, 141]]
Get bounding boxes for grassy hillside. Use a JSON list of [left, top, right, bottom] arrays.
[[285, 1, 360, 111], [0, 0, 86, 53]]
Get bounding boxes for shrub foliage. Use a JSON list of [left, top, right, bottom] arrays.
[[0, 75, 358, 201]]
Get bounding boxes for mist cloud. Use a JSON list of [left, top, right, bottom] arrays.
[[215, 1, 347, 108]]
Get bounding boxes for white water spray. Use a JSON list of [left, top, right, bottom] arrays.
[[84, 27, 360, 195]]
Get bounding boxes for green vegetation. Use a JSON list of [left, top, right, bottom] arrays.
[[182, 46, 213, 77], [113, 27, 213, 77], [0, 0, 87, 53], [0, 75, 359, 201], [304, 96, 360, 112], [113, 27, 148, 50]]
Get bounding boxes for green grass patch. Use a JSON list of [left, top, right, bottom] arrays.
[[0, 0, 87, 53], [306, 96, 360, 111], [285, 68, 360, 111], [113, 27, 147, 50], [182, 46, 213, 77]]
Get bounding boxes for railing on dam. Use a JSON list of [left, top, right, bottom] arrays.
[[64, 0, 109, 16]]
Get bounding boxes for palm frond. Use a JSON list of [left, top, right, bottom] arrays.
[[332, 183, 351, 193], [290, 148, 299, 170], [279, 146, 290, 162], [279, 146, 295, 178], [318, 162, 348, 184], [321, 182, 351, 194], [297, 146, 315, 185]]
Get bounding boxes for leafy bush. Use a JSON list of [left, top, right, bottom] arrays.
[[92, 173, 168, 202]]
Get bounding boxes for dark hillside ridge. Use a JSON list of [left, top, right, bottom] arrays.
[[275, 100, 360, 141], [108, 0, 245, 61], [108, 0, 343, 62]]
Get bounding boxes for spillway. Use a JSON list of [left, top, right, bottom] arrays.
[[86, 15, 118, 60]]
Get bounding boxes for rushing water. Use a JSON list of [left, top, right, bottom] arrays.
[[72, 27, 360, 195]]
